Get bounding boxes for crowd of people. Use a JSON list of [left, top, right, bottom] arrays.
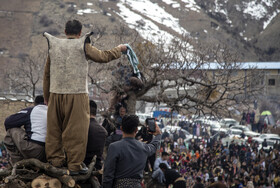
[[146, 126, 280, 188], [1, 95, 280, 188], [1, 18, 280, 188]]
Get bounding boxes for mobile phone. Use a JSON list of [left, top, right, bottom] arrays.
[[146, 118, 156, 132]]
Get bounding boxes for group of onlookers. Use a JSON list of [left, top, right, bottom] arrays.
[[150, 129, 280, 188]]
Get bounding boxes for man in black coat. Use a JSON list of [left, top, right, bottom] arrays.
[[160, 163, 186, 188], [193, 177, 204, 188], [84, 100, 108, 170]]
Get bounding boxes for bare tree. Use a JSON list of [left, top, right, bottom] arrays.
[[6, 53, 46, 100], [89, 27, 263, 117]]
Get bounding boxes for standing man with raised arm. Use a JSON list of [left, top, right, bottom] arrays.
[[103, 115, 161, 188], [43, 19, 127, 175]]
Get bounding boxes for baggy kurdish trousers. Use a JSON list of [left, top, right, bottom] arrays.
[[45, 93, 90, 171], [4, 128, 46, 165]]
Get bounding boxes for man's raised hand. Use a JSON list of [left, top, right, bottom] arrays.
[[153, 123, 161, 136], [118, 44, 127, 53]]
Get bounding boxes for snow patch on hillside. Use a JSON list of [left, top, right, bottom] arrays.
[[77, 8, 98, 15], [213, 0, 232, 24], [262, 0, 277, 7], [120, 0, 187, 35], [162, 0, 180, 9], [263, 9, 280, 29], [233, 0, 279, 30], [235, 5, 241, 11], [243, 2, 267, 20], [181, 0, 201, 12], [116, 3, 174, 44], [116, 1, 193, 58]]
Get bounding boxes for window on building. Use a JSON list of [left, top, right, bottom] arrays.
[[268, 79, 275, 86], [278, 69, 280, 74]]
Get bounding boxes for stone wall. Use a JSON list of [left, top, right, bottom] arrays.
[[0, 100, 32, 141]]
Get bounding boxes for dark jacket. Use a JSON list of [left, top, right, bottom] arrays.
[[193, 182, 205, 188], [161, 131, 170, 140], [85, 118, 108, 169], [208, 181, 227, 188], [164, 169, 181, 188]]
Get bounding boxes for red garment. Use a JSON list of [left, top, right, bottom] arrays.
[[248, 136, 252, 144], [246, 113, 251, 124], [169, 156, 175, 163]]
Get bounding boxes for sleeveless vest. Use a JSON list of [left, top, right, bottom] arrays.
[[43, 32, 92, 94]]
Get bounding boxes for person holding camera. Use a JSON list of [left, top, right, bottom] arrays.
[[136, 118, 156, 173], [103, 115, 161, 188]]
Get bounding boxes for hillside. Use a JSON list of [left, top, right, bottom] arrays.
[[0, 0, 279, 93]]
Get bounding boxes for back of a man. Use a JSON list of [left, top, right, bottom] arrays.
[[4, 96, 47, 165], [208, 176, 227, 188], [84, 100, 107, 170], [159, 164, 186, 188], [154, 152, 170, 171], [103, 115, 161, 188], [193, 177, 204, 188], [43, 19, 127, 175]]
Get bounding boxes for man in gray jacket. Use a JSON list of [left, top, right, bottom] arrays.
[[103, 115, 161, 188]]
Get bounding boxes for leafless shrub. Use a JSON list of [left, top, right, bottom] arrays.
[[88, 26, 263, 116], [7, 53, 46, 99]]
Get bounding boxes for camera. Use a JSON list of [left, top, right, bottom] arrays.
[[146, 118, 156, 133]]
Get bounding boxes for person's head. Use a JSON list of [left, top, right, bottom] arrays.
[[65, 19, 82, 36], [209, 178, 215, 183], [196, 177, 202, 183], [159, 163, 168, 172], [34, 95, 44, 105], [162, 152, 169, 160], [89, 100, 97, 117], [119, 106, 127, 117], [234, 178, 239, 184], [218, 176, 223, 182], [121, 115, 139, 135]]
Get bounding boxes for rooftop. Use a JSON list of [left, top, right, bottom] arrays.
[[208, 62, 280, 70]]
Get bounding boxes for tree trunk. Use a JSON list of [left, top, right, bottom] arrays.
[[1, 158, 97, 188], [31, 175, 62, 188], [126, 91, 137, 114], [32, 84, 36, 100]]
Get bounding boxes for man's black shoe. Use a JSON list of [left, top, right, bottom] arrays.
[[80, 163, 89, 174], [69, 171, 79, 176], [69, 164, 88, 176]]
